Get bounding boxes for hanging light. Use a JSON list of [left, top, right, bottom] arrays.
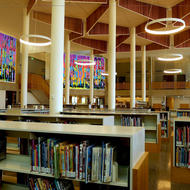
[[20, 34, 51, 47], [163, 69, 182, 74], [101, 72, 117, 76], [157, 54, 183, 62], [74, 59, 96, 66], [145, 18, 185, 35]]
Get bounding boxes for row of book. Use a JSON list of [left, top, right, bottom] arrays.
[[177, 112, 190, 117], [29, 177, 74, 190], [121, 116, 144, 127], [161, 121, 167, 128], [31, 138, 116, 183], [161, 130, 168, 138], [176, 127, 190, 146], [176, 147, 190, 168], [160, 113, 168, 120]]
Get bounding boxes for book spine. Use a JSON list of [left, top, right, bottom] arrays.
[[79, 143, 83, 180]]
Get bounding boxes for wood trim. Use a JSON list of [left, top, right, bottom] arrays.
[[27, 0, 37, 15], [86, 4, 109, 33], [33, 11, 83, 34], [118, 0, 166, 20], [133, 152, 149, 190], [73, 37, 107, 52], [116, 35, 130, 47], [137, 33, 170, 47], [89, 22, 129, 35]]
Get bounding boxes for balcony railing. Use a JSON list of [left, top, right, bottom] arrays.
[[116, 81, 188, 90]]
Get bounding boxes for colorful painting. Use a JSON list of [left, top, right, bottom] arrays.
[[63, 54, 105, 89], [0, 33, 16, 83]]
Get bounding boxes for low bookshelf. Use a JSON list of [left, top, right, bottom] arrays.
[[0, 121, 148, 190], [171, 118, 190, 184], [176, 109, 190, 118], [63, 110, 161, 153]]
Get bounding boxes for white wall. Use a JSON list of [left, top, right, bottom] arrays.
[[27, 92, 40, 105], [174, 96, 190, 109], [0, 90, 6, 109]]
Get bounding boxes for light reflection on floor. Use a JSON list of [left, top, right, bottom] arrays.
[[149, 141, 190, 190]]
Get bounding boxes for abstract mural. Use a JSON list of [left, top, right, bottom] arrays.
[[63, 54, 105, 89], [0, 32, 16, 83]]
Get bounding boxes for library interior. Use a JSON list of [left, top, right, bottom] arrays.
[[1, 0, 190, 190]]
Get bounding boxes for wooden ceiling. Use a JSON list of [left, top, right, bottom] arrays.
[[1, 0, 190, 57]]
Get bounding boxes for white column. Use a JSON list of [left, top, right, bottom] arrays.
[[65, 32, 70, 104], [45, 53, 50, 80], [50, 0, 65, 114], [141, 46, 146, 102], [108, 0, 116, 111], [90, 50, 94, 104], [130, 27, 136, 109], [21, 8, 29, 108]]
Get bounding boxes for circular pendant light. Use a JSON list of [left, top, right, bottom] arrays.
[[20, 34, 51, 47], [101, 72, 117, 76], [163, 69, 182, 74], [74, 59, 96, 66], [157, 54, 183, 61], [145, 18, 185, 35]]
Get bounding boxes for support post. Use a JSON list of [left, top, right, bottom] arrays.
[[108, 0, 116, 111], [50, 0, 65, 114], [142, 45, 146, 102], [130, 27, 136, 109], [90, 50, 94, 105], [21, 8, 29, 108]]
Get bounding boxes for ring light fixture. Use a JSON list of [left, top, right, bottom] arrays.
[[163, 69, 182, 74], [20, 34, 51, 47], [74, 59, 96, 66], [157, 54, 183, 62], [101, 72, 117, 76], [145, 18, 185, 35]]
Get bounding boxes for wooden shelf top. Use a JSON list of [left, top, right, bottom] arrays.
[[0, 121, 144, 138]]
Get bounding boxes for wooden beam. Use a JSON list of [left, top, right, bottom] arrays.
[[118, 0, 166, 20], [27, 0, 37, 15], [174, 29, 190, 47], [89, 22, 129, 35], [86, 4, 109, 33], [116, 35, 130, 47], [146, 43, 169, 51], [175, 37, 190, 48], [116, 43, 141, 52], [69, 33, 83, 41], [73, 38, 107, 52], [136, 21, 165, 34], [33, 11, 83, 34], [172, 0, 190, 19], [93, 49, 105, 54], [137, 33, 170, 47]]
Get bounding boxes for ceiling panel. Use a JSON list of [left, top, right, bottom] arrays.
[[99, 6, 147, 27], [34, 0, 100, 19], [124, 35, 152, 46], [137, 0, 184, 8]]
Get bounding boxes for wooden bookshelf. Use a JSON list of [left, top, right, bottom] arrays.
[[171, 119, 190, 184], [62, 110, 161, 153], [0, 121, 147, 190], [159, 111, 170, 142]]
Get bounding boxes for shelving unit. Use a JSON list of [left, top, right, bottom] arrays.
[[0, 120, 148, 190], [171, 118, 190, 184], [0, 111, 114, 126], [159, 111, 170, 141], [176, 109, 190, 118], [62, 110, 161, 153]]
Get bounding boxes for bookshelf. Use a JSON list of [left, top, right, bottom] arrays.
[[176, 109, 190, 118], [159, 111, 170, 141], [0, 120, 148, 190], [62, 110, 161, 153], [171, 118, 190, 184], [0, 112, 114, 126]]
